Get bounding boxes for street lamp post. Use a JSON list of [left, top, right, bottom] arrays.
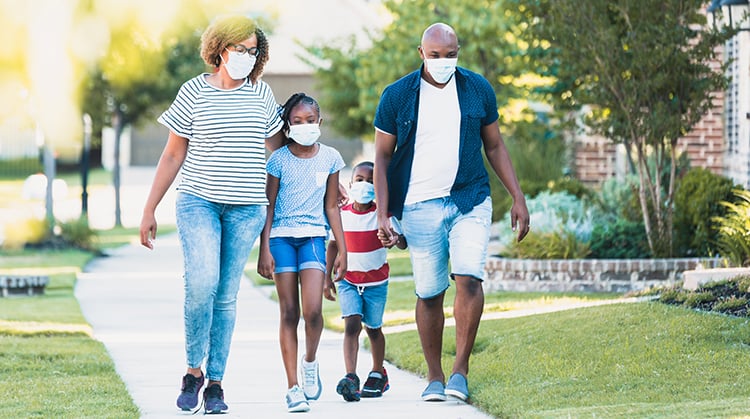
[[81, 113, 92, 218]]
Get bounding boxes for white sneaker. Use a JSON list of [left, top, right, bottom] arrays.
[[300, 356, 322, 400], [286, 385, 310, 413]]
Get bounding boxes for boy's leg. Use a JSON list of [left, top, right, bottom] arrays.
[[364, 326, 385, 372], [343, 316, 363, 373]]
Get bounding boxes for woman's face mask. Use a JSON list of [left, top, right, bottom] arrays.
[[223, 49, 256, 80]]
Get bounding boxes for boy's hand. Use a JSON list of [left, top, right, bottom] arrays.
[[323, 277, 337, 301]]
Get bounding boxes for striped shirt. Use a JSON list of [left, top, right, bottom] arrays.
[[334, 202, 401, 286], [158, 73, 283, 205]]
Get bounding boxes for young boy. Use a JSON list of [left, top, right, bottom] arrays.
[[324, 161, 407, 402]]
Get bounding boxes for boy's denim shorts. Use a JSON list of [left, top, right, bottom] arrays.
[[401, 196, 492, 299], [337, 280, 388, 329], [269, 236, 326, 273]]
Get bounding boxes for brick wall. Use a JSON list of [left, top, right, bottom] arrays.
[[483, 256, 723, 293], [572, 51, 726, 186]]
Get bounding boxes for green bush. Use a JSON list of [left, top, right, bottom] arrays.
[[684, 291, 716, 308], [502, 229, 591, 259], [713, 297, 748, 313], [588, 219, 650, 259], [673, 168, 737, 257], [59, 218, 99, 251], [714, 189, 750, 267]]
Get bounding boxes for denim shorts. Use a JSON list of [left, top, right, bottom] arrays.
[[401, 196, 492, 299], [269, 236, 326, 273], [337, 280, 388, 329]]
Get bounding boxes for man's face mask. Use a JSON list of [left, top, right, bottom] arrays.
[[424, 58, 457, 84]]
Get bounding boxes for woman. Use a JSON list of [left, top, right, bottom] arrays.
[[139, 15, 284, 414]]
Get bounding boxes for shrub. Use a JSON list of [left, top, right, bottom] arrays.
[[588, 219, 650, 259], [673, 168, 737, 257], [502, 229, 591, 259], [59, 217, 99, 251], [684, 292, 716, 308], [713, 189, 750, 267], [713, 297, 748, 313]]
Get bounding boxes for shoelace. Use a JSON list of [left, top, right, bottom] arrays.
[[304, 366, 317, 386]]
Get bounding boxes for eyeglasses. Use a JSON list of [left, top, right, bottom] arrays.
[[229, 44, 259, 57]]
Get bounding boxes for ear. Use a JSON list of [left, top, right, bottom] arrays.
[[318, 117, 323, 127], [418, 45, 425, 60]]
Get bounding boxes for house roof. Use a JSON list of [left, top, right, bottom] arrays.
[[251, 0, 390, 75]]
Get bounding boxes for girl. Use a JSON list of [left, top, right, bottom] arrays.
[[257, 93, 347, 413]]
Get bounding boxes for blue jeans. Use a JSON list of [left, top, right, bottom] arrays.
[[175, 192, 266, 381], [401, 196, 492, 299], [337, 280, 388, 329]]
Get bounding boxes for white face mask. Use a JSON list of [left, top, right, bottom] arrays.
[[222, 50, 256, 80], [424, 57, 457, 84], [349, 181, 375, 204], [288, 123, 321, 146]]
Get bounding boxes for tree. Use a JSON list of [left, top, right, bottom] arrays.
[[305, 0, 530, 139], [515, 0, 733, 256], [79, 2, 218, 226], [305, 0, 570, 220]]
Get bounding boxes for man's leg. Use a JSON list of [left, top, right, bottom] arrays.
[[416, 291, 446, 383], [451, 275, 484, 376]]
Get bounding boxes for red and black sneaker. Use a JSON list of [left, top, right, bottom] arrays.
[[361, 368, 389, 398]]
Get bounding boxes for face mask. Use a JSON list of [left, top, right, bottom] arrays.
[[288, 123, 321, 146], [350, 181, 375, 204], [424, 58, 457, 84], [222, 50, 256, 80]]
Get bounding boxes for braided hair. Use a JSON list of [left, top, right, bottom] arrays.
[[280, 93, 321, 136]]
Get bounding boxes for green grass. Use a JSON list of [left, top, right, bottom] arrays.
[[386, 302, 750, 418], [0, 226, 140, 418]]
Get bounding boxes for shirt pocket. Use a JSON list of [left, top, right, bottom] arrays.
[[316, 171, 328, 187]]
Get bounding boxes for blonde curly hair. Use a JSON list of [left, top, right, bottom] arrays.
[[200, 15, 269, 83]]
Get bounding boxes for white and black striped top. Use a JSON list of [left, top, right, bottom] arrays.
[[158, 73, 283, 205]]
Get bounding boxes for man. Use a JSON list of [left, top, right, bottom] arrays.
[[373, 22, 530, 402]]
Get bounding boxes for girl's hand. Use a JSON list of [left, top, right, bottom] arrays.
[[323, 277, 337, 301], [257, 247, 275, 280]]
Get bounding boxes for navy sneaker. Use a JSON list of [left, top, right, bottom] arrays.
[[176, 373, 204, 411], [336, 373, 361, 402], [361, 368, 389, 398], [203, 383, 229, 414]]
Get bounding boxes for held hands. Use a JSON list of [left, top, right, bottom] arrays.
[[377, 228, 400, 248]]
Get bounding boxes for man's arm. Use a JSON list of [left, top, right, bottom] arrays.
[[374, 129, 397, 240], [481, 121, 530, 242]]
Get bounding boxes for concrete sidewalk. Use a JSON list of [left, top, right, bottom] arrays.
[[75, 231, 493, 418]]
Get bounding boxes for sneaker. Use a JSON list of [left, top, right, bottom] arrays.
[[421, 380, 446, 402], [300, 356, 322, 400], [176, 372, 204, 411], [445, 372, 469, 401], [361, 368, 389, 398], [336, 373, 361, 402], [203, 383, 229, 414], [286, 385, 310, 413]]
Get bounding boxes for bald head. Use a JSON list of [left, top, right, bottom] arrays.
[[421, 22, 457, 46]]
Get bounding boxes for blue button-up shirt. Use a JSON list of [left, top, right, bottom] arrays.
[[374, 65, 499, 219]]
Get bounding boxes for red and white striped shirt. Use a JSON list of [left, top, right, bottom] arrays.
[[334, 202, 400, 286]]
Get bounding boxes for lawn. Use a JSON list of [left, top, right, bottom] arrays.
[[0, 227, 140, 418], [386, 302, 750, 418]]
